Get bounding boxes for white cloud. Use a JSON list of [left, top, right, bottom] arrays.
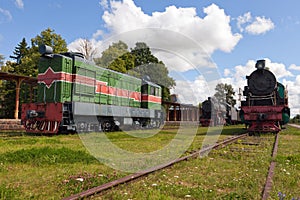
[[224, 68, 231, 76], [105, 1, 241, 70], [237, 12, 274, 35], [15, 0, 24, 9], [237, 12, 251, 32], [92, 30, 104, 40], [264, 58, 293, 79], [0, 8, 12, 23], [289, 64, 300, 71], [282, 77, 300, 117], [245, 16, 274, 35], [171, 75, 213, 105], [99, 0, 109, 10], [70, 1, 242, 73]]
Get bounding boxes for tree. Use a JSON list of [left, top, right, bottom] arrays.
[[130, 42, 175, 101], [0, 54, 4, 67], [7, 38, 30, 75], [1, 39, 31, 118], [0, 54, 5, 117], [108, 52, 135, 73], [94, 41, 176, 101], [74, 38, 98, 61], [0, 28, 67, 118], [28, 27, 67, 76], [5, 28, 68, 77], [94, 41, 129, 68], [130, 42, 159, 66], [31, 27, 67, 53], [214, 83, 236, 106], [291, 114, 300, 124], [10, 38, 29, 64]]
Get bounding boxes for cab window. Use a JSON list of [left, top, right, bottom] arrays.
[[150, 86, 155, 95], [155, 88, 160, 97]]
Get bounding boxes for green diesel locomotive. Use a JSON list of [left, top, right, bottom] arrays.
[[21, 45, 163, 134]]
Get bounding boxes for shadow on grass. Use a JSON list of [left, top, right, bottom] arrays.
[[0, 147, 98, 165]]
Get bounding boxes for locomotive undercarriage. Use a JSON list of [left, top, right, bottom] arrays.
[[72, 116, 162, 133], [22, 102, 163, 134]]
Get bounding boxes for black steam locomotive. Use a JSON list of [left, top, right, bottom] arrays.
[[200, 97, 226, 126], [240, 60, 290, 133]]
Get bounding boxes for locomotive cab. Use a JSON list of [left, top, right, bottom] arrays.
[[141, 78, 162, 110]]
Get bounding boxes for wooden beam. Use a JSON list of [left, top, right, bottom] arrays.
[[14, 78, 24, 119]]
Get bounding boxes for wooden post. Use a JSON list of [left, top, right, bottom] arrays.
[[166, 104, 170, 121], [174, 105, 177, 121], [14, 78, 24, 119], [30, 85, 34, 102]]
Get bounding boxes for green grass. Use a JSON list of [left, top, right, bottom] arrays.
[[0, 147, 98, 165], [3, 124, 297, 199], [0, 125, 241, 199], [0, 134, 125, 199], [270, 126, 300, 199]]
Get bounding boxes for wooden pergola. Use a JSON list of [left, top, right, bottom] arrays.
[[0, 72, 37, 119], [163, 101, 200, 122]]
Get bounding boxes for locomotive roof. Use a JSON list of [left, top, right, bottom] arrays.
[[142, 79, 161, 88]]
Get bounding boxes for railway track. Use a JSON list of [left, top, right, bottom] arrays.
[[63, 132, 280, 200], [63, 133, 248, 200], [261, 132, 279, 200]]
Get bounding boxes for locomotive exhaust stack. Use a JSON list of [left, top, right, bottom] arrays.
[[38, 44, 53, 55], [255, 59, 266, 70]]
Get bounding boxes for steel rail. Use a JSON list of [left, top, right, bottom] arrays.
[[261, 133, 279, 200], [63, 133, 248, 200]]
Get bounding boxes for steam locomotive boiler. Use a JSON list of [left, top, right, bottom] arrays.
[[240, 60, 290, 133]]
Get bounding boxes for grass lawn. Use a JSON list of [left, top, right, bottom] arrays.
[[270, 126, 300, 199], [3, 124, 292, 199]]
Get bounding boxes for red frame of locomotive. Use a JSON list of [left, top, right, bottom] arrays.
[[242, 105, 284, 132]]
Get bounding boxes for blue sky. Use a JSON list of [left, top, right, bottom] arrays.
[[1, 0, 300, 116]]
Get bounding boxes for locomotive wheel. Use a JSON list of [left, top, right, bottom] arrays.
[[53, 121, 58, 132], [132, 121, 141, 130], [77, 122, 87, 133], [102, 121, 114, 132]]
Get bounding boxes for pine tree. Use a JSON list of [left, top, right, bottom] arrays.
[[10, 38, 29, 64]]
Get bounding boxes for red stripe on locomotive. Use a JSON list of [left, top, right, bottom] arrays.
[[141, 94, 161, 103]]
